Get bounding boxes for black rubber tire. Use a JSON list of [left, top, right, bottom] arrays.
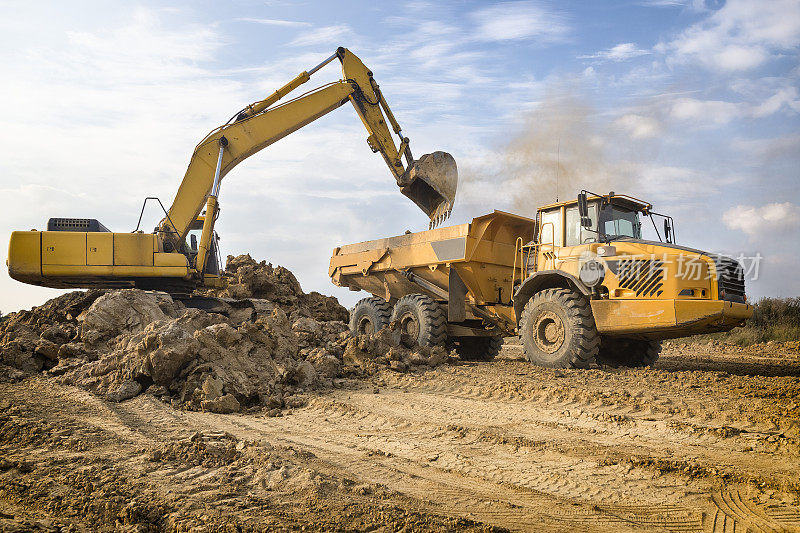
[[596, 337, 661, 367], [452, 336, 503, 361], [519, 288, 599, 368], [349, 297, 392, 336], [390, 294, 447, 348]]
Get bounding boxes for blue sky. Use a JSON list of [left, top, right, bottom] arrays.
[[1, 0, 798, 312]]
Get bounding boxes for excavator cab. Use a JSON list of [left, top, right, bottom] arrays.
[[187, 215, 221, 277]]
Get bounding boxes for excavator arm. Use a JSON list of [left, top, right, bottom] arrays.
[[6, 47, 457, 293], [160, 48, 457, 269]]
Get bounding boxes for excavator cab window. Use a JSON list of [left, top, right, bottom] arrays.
[[184, 227, 221, 275], [205, 233, 221, 275]]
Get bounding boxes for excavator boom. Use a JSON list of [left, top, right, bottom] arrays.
[[7, 47, 458, 292], [160, 47, 457, 251]]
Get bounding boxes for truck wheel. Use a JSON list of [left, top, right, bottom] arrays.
[[390, 294, 446, 347], [519, 288, 599, 368], [453, 336, 503, 361], [349, 297, 392, 335], [596, 337, 661, 367]]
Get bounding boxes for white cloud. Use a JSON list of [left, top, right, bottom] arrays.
[[751, 86, 800, 117], [723, 202, 800, 237], [639, 0, 708, 9], [668, 88, 800, 126], [470, 1, 569, 43], [670, 97, 742, 124], [581, 43, 650, 61], [289, 24, 353, 47], [732, 134, 800, 160], [638, 165, 722, 199], [614, 114, 661, 139], [236, 18, 311, 28], [660, 0, 800, 70]]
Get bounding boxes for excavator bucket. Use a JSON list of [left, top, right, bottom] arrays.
[[400, 151, 458, 228]]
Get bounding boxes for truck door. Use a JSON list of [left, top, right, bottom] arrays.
[[537, 207, 562, 270]]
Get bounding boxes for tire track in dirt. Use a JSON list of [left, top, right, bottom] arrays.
[[376, 373, 798, 490], [170, 391, 707, 531], [73, 355, 798, 531], [4, 343, 799, 532]]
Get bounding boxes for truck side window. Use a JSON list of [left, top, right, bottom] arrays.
[[565, 205, 597, 246], [539, 209, 562, 247]]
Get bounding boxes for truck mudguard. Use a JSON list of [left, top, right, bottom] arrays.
[[512, 270, 591, 324]]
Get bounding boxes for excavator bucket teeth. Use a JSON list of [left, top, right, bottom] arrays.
[[400, 151, 458, 229]]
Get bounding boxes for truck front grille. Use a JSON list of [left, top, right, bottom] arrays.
[[711, 255, 746, 303], [616, 259, 665, 297]]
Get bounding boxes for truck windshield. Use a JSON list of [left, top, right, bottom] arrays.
[[600, 203, 642, 240]]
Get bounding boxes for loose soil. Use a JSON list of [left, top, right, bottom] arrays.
[[2, 340, 799, 531]]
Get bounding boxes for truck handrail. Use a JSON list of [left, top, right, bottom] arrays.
[[511, 237, 525, 302]]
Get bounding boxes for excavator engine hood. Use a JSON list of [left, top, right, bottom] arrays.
[[400, 151, 458, 228]]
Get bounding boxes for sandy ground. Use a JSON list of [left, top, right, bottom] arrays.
[[2, 342, 799, 532]]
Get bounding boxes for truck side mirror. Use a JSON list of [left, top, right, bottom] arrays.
[[577, 192, 591, 227], [664, 219, 671, 243]]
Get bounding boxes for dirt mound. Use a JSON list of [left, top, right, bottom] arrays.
[[342, 320, 456, 373], [0, 289, 106, 373], [0, 255, 454, 413], [203, 254, 349, 323]]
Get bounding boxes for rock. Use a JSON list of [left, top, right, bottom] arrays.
[[389, 360, 408, 372], [300, 291, 350, 322], [388, 347, 405, 362], [202, 375, 224, 401], [80, 290, 180, 349], [293, 361, 317, 387], [265, 394, 283, 409], [145, 384, 169, 396], [201, 255, 349, 322], [107, 379, 142, 402], [34, 339, 61, 361], [0, 254, 412, 416], [308, 350, 341, 378], [138, 319, 203, 385], [292, 317, 323, 337], [427, 346, 449, 367], [408, 352, 428, 366], [57, 343, 84, 358], [202, 394, 241, 414], [285, 395, 306, 408], [40, 325, 72, 345]]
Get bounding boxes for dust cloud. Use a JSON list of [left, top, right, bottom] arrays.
[[458, 86, 647, 218]]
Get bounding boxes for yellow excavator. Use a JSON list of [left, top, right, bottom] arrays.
[[7, 47, 458, 293]]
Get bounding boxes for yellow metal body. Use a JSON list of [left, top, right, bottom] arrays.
[[330, 211, 535, 335], [8, 230, 190, 289], [8, 48, 454, 292], [330, 197, 753, 340]]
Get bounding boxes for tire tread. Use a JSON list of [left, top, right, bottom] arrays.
[[519, 288, 599, 368]]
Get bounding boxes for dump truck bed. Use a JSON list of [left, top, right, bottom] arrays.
[[329, 211, 535, 334]]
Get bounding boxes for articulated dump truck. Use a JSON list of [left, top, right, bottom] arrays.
[[329, 192, 753, 368]]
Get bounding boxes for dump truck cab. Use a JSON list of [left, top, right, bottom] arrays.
[[510, 191, 752, 366]]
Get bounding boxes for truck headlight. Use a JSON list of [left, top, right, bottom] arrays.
[[579, 259, 605, 287]]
